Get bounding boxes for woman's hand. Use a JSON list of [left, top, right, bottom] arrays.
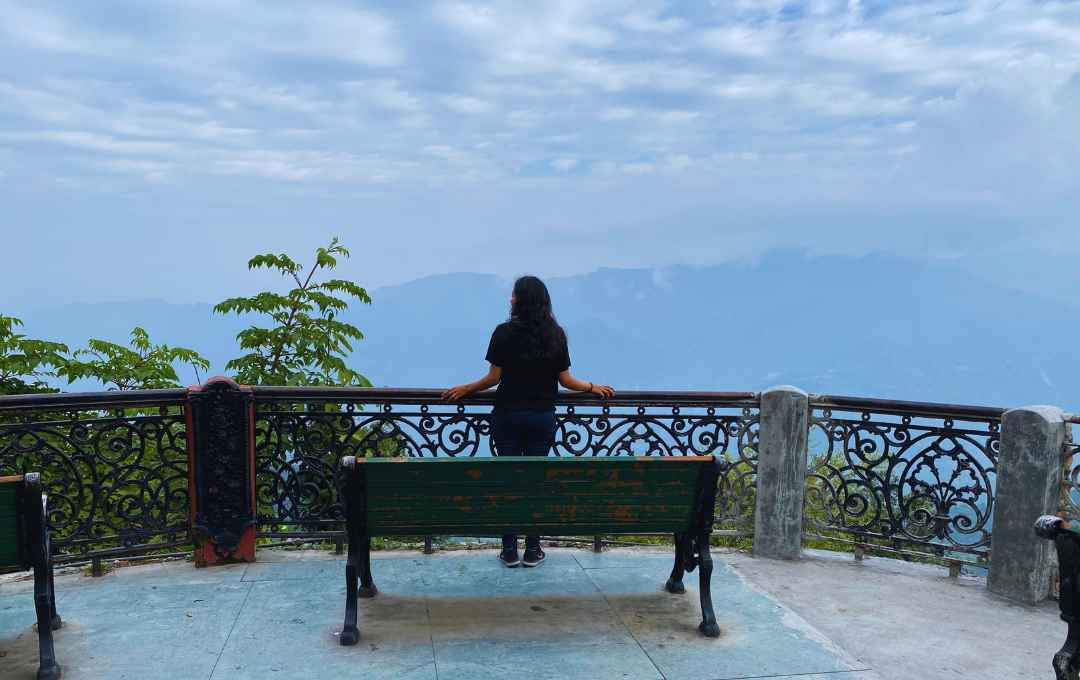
[[442, 384, 474, 401], [442, 366, 502, 402], [558, 371, 615, 398], [589, 383, 615, 398]]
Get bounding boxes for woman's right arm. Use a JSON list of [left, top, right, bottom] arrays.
[[443, 364, 502, 401], [559, 371, 615, 398]]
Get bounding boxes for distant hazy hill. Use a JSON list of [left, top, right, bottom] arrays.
[[9, 251, 1079, 410]]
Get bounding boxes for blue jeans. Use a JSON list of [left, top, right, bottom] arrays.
[[492, 409, 556, 552]]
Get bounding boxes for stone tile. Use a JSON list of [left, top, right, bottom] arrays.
[[2, 581, 250, 680], [588, 563, 783, 624], [255, 576, 428, 625], [572, 547, 677, 570], [0, 570, 38, 598], [241, 557, 342, 582], [0, 590, 41, 679], [767, 673, 880, 680], [60, 579, 250, 615], [214, 579, 435, 680], [242, 553, 425, 582], [637, 632, 857, 680], [26, 559, 249, 596], [585, 566, 864, 680], [415, 550, 599, 599], [427, 595, 620, 637], [100, 559, 248, 585], [433, 637, 663, 680], [0, 590, 38, 635]]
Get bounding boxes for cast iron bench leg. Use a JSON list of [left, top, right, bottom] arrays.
[[665, 532, 687, 594], [48, 567, 62, 631], [34, 561, 61, 680], [358, 535, 378, 599], [1055, 533, 1080, 680], [341, 539, 360, 646], [696, 532, 719, 638]]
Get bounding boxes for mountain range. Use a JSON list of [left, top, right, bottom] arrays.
[[7, 251, 1078, 411]]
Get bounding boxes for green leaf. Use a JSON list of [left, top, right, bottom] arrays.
[[215, 238, 371, 386], [0, 315, 69, 394], [61, 327, 210, 390]]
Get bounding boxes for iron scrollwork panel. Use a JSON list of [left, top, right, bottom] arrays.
[[0, 406, 190, 561], [254, 402, 493, 533], [805, 408, 999, 557], [253, 399, 760, 538], [1063, 421, 1080, 519]]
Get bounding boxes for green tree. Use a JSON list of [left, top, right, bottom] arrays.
[[59, 327, 209, 390], [214, 237, 372, 386], [0, 315, 68, 395]]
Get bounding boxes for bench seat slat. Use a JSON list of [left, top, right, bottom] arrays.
[[359, 456, 709, 536], [367, 479, 695, 490], [369, 492, 696, 505], [369, 494, 697, 511], [365, 523, 691, 535]]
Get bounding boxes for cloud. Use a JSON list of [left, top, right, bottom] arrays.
[[442, 95, 495, 114], [701, 26, 780, 58], [0, 130, 180, 155], [0, 0, 1078, 303]]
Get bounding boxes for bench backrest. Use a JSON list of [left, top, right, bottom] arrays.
[[0, 475, 24, 570], [344, 456, 721, 536]]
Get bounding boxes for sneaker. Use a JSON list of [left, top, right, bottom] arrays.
[[499, 547, 520, 568], [522, 547, 546, 567]]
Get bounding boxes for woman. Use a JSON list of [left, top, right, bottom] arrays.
[[443, 275, 614, 568]]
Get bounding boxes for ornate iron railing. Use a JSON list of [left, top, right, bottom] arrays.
[[0, 390, 190, 564], [1063, 415, 1080, 519], [804, 395, 1003, 563], [2, 384, 1032, 567], [250, 387, 760, 541]]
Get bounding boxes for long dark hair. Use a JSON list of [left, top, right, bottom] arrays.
[[509, 275, 565, 359]]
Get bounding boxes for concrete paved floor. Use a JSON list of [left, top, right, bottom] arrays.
[[726, 548, 1062, 680], [1, 547, 874, 680], [0, 545, 1060, 680]]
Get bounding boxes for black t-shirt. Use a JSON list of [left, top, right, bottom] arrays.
[[485, 322, 570, 412]]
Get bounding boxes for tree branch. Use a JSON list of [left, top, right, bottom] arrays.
[[268, 261, 320, 379]]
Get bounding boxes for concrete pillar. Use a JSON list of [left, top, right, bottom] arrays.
[[753, 385, 810, 560], [988, 405, 1066, 604]]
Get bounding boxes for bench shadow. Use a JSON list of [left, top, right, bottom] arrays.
[[0, 621, 84, 680], [358, 591, 712, 641]]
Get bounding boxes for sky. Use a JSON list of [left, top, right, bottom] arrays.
[[1, 0, 1079, 306]]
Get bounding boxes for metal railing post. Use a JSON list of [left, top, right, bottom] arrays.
[[186, 377, 257, 567]]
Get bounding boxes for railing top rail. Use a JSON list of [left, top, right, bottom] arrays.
[[251, 386, 760, 407], [810, 393, 1006, 420], [0, 388, 188, 412], [0, 386, 1026, 418]]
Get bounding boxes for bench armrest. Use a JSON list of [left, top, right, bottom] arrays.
[[19, 473, 51, 568]]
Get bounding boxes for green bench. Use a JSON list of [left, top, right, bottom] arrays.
[[338, 455, 725, 645], [1, 474, 62, 680]]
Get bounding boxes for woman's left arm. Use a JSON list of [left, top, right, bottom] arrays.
[[442, 364, 503, 401], [558, 371, 615, 398]]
